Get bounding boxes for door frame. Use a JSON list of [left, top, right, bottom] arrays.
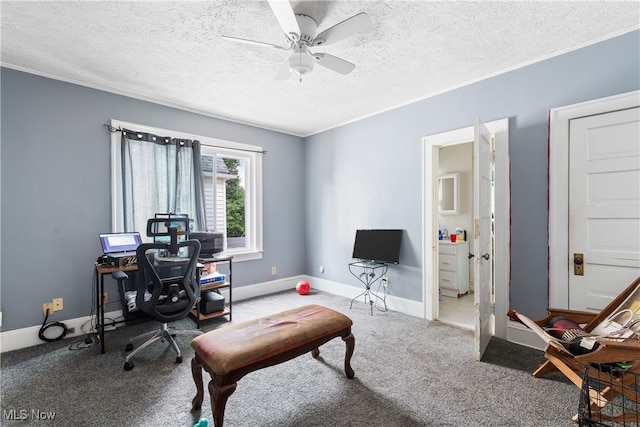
[[548, 90, 640, 309], [422, 118, 510, 340]]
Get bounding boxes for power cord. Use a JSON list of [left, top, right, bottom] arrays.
[[68, 335, 98, 351], [374, 278, 389, 312], [38, 308, 68, 342], [68, 268, 113, 350]]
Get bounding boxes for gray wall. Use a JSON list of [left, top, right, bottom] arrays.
[[0, 69, 306, 331], [1, 30, 638, 332], [305, 30, 640, 318]]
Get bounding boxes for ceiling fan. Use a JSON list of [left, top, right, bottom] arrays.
[[222, 0, 372, 80]]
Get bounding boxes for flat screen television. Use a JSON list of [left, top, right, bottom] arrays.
[[352, 229, 403, 264]]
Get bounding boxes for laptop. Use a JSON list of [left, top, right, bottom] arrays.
[[99, 232, 142, 257]]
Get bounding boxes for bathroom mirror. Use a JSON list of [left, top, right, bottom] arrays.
[[439, 173, 459, 214]]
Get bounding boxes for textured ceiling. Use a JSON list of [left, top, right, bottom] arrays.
[[1, 1, 638, 136]]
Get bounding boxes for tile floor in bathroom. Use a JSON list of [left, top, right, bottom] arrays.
[[438, 291, 474, 330]]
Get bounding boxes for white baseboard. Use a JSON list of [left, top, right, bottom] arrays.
[[307, 276, 424, 318], [0, 274, 509, 353], [232, 275, 304, 301], [0, 275, 302, 353], [506, 320, 546, 351], [0, 310, 125, 354]]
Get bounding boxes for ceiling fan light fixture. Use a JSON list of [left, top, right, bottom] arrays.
[[222, 2, 372, 80], [288, 46, 314, 75]]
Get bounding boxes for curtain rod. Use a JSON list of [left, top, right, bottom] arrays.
[[103, 123, 267, 154]]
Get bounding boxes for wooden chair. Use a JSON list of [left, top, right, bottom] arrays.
[[508, 276, 640, 423]]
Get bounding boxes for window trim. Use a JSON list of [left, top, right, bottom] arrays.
[[110, 119, 263, 262]]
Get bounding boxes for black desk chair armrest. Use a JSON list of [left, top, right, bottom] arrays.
[[112, 271, 129, 281]]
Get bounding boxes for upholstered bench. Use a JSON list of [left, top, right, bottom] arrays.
[[190, 304, 355, 427]]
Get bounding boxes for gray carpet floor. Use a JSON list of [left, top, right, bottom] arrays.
[[1, 289, 580, 426]]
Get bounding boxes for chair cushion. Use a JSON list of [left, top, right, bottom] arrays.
[[191, 304, 352, 376]]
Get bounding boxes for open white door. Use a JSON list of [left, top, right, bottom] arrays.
[[474, 118, 493, 360]]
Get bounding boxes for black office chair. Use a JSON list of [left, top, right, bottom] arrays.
[[118, 218, 203, 371]]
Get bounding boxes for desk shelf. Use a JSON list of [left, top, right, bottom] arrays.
[[192, 306, 231, 321], [191, 256, 233, 326], [95, 255, 233, 354]]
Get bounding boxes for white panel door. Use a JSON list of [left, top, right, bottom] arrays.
[[569, 107, 640, 311], [474, 118, 493, 360]]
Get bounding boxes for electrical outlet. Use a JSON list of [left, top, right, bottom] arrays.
[[271, 266, 276, 275], [42, 303, 54, 316], [52, 298, 63, 311], [102, 292, 109, 304]]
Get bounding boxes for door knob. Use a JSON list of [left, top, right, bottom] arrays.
[[574, 253, 584, 276], [481, 253, 490, 260]]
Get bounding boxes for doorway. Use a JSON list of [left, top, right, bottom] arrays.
[[422, 118, 510, 345], [437, 141, 475, 330], [549, 91, 640, 310]]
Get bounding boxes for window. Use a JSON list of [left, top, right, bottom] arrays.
[[200, 146, 262, 258], [110, 119, 263, 261]]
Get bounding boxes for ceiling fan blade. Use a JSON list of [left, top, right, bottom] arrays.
[[221, 35, 288, 50], [312, 12, 371, 46], [313, 53, 356, 75], [275, 59, 291, 80], [267, 0, 300, 41]]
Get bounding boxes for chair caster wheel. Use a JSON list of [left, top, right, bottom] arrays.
[[124, 361, 134, 371], [175, 356, 182, 364], [125, 343, 133, 351]]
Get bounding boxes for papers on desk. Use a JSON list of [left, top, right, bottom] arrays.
[[200, 272, 225, 286]]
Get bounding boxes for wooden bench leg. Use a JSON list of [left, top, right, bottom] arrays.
[[309, 329, 355, 379], [210, 380, 237, 427], [191, 312, 356, 426], [343, 332, 355, 379], [191, 357, 204, 410]]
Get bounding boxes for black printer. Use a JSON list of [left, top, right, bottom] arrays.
[[190, 231, 224, 258], [200, 290, 225, 314]]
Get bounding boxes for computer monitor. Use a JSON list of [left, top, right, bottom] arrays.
[[99, 232, 142, 254]]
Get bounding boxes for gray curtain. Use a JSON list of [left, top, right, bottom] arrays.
[[121, 129, 206, 235]]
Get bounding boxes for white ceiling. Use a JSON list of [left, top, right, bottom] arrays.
[[2, 1, 638, 136]]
